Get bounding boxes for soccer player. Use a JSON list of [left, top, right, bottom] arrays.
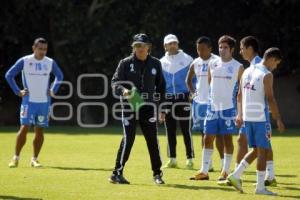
[[237, 36, 277, 186], [195, 35, 244, 181], [186, 36, 225, 177], [160, 34, 195, 169], [5, 38, 63, 168], [227, 47, 285, 195]]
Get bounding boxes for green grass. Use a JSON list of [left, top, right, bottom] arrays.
[[0, 126, 299, 200]]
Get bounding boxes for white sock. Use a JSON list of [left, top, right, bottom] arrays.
[[13, 155, 20, 161], [235, 163, 239, 170], [223, 154, 233, 174], [220, 158, 224, 170], [200, 148, 213, 174], [265, 161, 275, 180], [256, 170, 266, 190], [233, 160, 249, 179], [32, 157, 38, 161]]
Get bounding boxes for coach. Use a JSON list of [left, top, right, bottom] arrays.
[[109, 33, 166, 185]]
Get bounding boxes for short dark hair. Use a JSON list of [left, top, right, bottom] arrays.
[[263, 47, 282, 60], [196, 36, 212, 47], [240, 36, 259, 53], [33, 38, 48, 46], [218, 35, 236, 49]]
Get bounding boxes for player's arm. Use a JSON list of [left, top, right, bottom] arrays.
[[185, 63, 196, 96], [111, 60, 128, 96], [50, 61, 64, 96], [264, 73, 285, 133], [5, 58, 27, 97], [208, 64, 211, 84], [237, 65, 245, 82], [155, 61, 167, 122], [236, 78, 243, 128]]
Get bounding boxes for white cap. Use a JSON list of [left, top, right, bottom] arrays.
[[163, 34, 179, 45]]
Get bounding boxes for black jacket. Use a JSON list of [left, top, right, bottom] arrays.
[[111, 54, 166, 105]]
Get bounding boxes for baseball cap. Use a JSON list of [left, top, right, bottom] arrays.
[[132, 33, 151, 46], [164, 34, 179, 45]]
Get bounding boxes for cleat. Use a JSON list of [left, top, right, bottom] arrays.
[[186, 159, 194, 169], [217, 171, 228, 181], [264, 179, 277, 187], [8, 159, 18, 168], [109, 174, 130, 184], [30, 160, 42, 168], [217, 179, 232, 186], [163, 159, 177, 168], [153, 174, 165, 185], [255, 188, 277, 196], [227, 174, 243, 193], [190, 171, 209, 180]]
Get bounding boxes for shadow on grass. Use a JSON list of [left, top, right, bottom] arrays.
[[162, 183, 234, 192], [45, 166, 112, 171], [0, 196, 42, 200], [278, 195, 300, 199]]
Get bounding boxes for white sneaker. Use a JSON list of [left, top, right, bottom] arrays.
[[255, 188, 277, 196], [30, 160, 42, 168]]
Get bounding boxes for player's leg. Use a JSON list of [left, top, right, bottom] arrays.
[[110, 109, 136, 184], [177, 101, 194, 168], [219, 134, 233, 181], [163, 106, 177, 168], [215, 135, 224, 170], [139, 106, 164, 184], [31, 126, 44, 167], [265, 147, 277, 186], [8, 125, 30, 168], [236, 132, 248, 169]]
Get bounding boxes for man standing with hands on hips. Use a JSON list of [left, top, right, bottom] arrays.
[[110, 33, 166, 185]]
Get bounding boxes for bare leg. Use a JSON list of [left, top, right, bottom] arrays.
[[15, 125, 30, 156], [236, 134, 248, 164], [33, 126, 44, 158], [216, 135, 224, 159]]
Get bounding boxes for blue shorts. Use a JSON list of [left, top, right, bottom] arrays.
[[244, 121, 271, 149], [204, 108, 237, 135], [239, 121, 272, 135], [20, 101, 50, 128], [191, 101, 207, 132]]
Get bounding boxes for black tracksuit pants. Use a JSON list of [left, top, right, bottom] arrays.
[[165, 96, 194, 159], [113, 105, 162, 176]]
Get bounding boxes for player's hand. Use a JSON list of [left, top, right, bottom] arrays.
[[276, 118, 285, 133], [48, 90, 54, 97], [123, 89, 130, 97], [188, 92, 195, 102], [18, 89, 28, 97], [159, 112, 166, 123], [235, 115, 243, 128]]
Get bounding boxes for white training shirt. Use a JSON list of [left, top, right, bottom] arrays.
[[209, 58, 242, 111], [192, 54, 219, 104]]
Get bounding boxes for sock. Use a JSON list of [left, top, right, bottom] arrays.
[[32, 157, 38, 161], [233, 160, 249, 179], [200, 148, 213, 174], [265, 161, 275, 180], [223, 154, 233, 174], [13, 155, 20, 161], [235, 163, 239, 170], [220, 158, 224, 170], [256, 170, 266, 190]]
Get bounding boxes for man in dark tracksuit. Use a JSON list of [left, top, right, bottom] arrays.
[[109, 33, 166, 185]]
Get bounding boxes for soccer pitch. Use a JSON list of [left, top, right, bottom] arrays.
[[0, 126, 299, 200]]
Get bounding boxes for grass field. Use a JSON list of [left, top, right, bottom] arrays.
[[0, 126, 299, 200]]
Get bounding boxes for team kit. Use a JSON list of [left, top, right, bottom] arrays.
[[5, 35, 285, 196]]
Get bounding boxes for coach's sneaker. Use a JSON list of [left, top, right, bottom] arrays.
[[163, 159, 177, 168], [109, 174, 130, 184], [185, 159, 194, 169], [227, 174, 243, 193], [8, 159, 18, 168], [190, 171, 209, 180], [255, 188, 277, 196], [153, 174, 165, 185], [30, 159, 42, 168], [265, 178, 277, 187]]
